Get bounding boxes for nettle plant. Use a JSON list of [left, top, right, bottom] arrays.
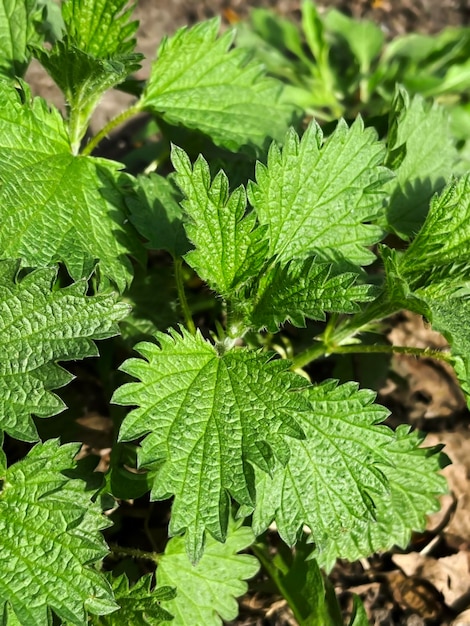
[[0, 0, 468, 624], [237, 0, 470, 138]]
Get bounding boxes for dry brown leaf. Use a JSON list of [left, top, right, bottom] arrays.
[[426, 430, 470, 550], [393, 552, 470, 607]]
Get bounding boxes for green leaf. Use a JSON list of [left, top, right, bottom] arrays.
[[171, 146, 268, 295], [0, 440, 117, 626], [126, 172, 190, 258], [0, 260, 128, 441], [385, 89, 458, 239], [61, 0, 138, 57], [242, 258, 377, 332], [250, 381, 446, 571], [139, 18, 296, 154], [256, 537, 342, 626], [394, 175, 470, 292], [158, 523, 258, 626], [324, 9, 384, 72], [0, 0, 44, 79], [248, 119, 390, 268], [92, 574, 175, 625], [348, 595, 370, 626], [112, 327, 308, 561], [0, 81, 143, 290]]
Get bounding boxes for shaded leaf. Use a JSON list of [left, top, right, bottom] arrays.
[[126, 172, 190, 258], [93, 574, 175, 625], [385, 89, 458, 238]]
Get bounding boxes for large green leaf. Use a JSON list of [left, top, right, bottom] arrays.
[[0, 81, 143, 290], [0, 260, 128, 441], [158, 524, 258, 626], [171, 146, 268, 295], [385, 89, 458, 238], [0, 440, 117, 626], [139, 19, 296, 154], [112, 327, 308, 561], [248, 119, 390, 268], [249, 381, 446, 571]]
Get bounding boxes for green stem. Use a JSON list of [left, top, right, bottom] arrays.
[[251, 543, 306, 626], [292, 296, 395, 370], [69, 108, 86, 156], [81, 103, 142, 156], [174, 258, 196, 335], [108, 543, 160, 564], [331, 343, 452, 362]]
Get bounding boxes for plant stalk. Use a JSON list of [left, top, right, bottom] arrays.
[[251, 543, 307, 626], [108, 543, 160, 564], [331, 343, 452, 362], [81, 103, 142, 156]]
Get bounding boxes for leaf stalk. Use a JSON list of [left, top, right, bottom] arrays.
[[81, 102, 143, 156]]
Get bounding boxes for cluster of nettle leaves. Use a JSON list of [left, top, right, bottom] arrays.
[[0, 0, 469, 624]]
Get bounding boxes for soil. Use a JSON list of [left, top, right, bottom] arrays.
[[24, 2, 470, 625]]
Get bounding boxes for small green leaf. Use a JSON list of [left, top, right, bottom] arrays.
[[348, 595, 370, 626], [139, 19, 296, 154], [425, 295, 470, 399], [248, 119, 390, 268], [385, 89, 458, 238], [250, 381, 446, 571], [62, 0, 138, 57], [0, 260, 128, 441], [0, 0, 44, 78], [0, 81, 143, 290], [0, 440, 117, 626], [172, 146, 268, 295], [158, 523, 258, 626], [325, 9, 384, 72], [113, 327, 308, 561], [93, 574, 175, 625], [257, 537, 341, 626], [395, 175, 470, 291], [242, 258, 377, 332]]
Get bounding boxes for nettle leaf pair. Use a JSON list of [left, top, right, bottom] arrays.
[[0, 0, 467, 623]]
